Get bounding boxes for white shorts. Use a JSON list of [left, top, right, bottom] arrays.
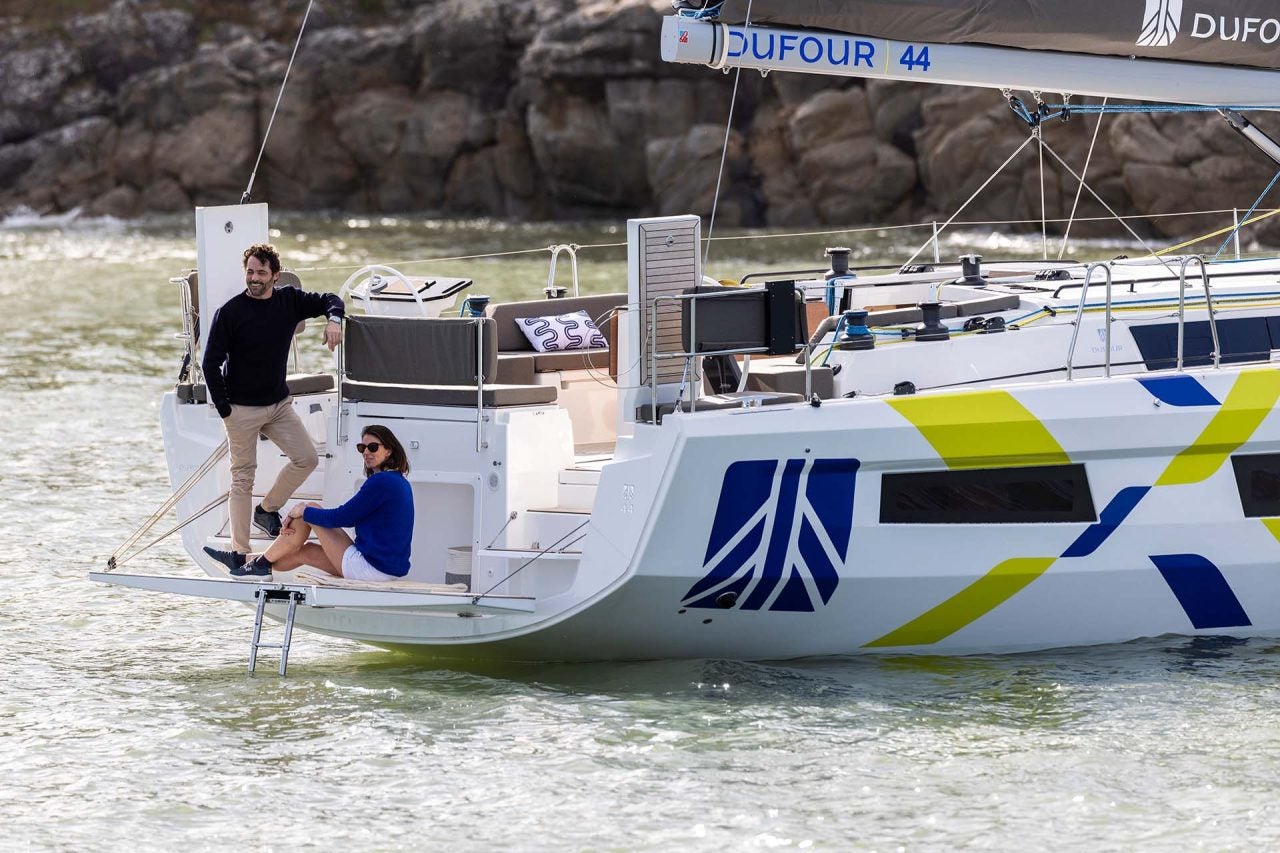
[[341, 545, 397, 582]]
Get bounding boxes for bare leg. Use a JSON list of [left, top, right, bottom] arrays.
[[262, 516, 312, 563], [311, 525, 355, 576], [271, 543, 335, 575], [259, 515, 353, 577]]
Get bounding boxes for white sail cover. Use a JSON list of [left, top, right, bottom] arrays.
[[703, 1, 1280, 71]]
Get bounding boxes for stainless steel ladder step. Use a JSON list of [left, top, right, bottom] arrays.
[[248, 587, 304, 676]]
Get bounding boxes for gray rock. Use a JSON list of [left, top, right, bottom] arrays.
[[0, 40, 83, 143], [87, 185, 143, 218], [64, 1, 195, 92], [527, 93, 649, 211], [646, 124, 758, 224]]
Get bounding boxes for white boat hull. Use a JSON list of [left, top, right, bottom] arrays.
[[117, 358, 1280, 662]]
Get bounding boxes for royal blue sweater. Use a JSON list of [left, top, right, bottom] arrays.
[[202, 286, 343, 418], [303, 471, 414, 577]]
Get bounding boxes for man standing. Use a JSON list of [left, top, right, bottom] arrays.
[[201, 243, 344, 576]]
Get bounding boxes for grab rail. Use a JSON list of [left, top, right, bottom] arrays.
[[1177, 255, 1221, 371], [547, 244, 580, 298], [1065, 262, 1114, 380]]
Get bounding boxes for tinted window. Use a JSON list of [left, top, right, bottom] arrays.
[[880, 464, 1096, 524], [1130, 317, 1274, 371], [1231, 454, 1280, 517]]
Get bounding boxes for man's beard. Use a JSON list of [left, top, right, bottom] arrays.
[[246, 280, 270, 297]]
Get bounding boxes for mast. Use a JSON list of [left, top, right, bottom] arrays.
[[661, 17, 1280, 107]]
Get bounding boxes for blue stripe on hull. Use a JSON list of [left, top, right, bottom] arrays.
[[1150, 554, 1252, 630], [1061, 486, 1150, 559]]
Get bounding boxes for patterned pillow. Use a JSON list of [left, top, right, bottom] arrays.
[[515, 310, 608, 352]]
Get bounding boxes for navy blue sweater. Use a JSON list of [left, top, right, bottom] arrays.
[[202, 286, 343, 417], [303, 471, 414, 577]]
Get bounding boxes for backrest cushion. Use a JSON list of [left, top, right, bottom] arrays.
[[489, 293, 627, 352], [345, 315, 496, 385]]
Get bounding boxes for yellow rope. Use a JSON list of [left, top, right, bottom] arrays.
[[1153, 207, 1280, 256]]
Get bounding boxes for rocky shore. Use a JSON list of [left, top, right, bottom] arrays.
[[4, 0, 1279, 240]]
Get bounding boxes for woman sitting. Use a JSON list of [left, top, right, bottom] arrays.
[[234, 424, 414, 580]]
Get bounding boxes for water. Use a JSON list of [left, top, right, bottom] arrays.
[[4, 214, 1280, 851]]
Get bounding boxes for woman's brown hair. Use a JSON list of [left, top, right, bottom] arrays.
[[361, 424, 410, 477]]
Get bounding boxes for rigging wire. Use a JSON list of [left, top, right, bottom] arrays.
[[901, 135, 1036, 267], [1039, 139, 1178, 275], [1211, 168, 1280, 261], [240, 0, 315, 204], [1037, 124, 1047, 260], [1058, 97, 1108, 259], [704, 0, 752, 270]]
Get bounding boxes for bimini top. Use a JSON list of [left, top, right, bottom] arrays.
[[665, 1, 1280, 106], [694, 0, 1280, 72]]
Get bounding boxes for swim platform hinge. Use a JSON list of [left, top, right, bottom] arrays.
[[249, 588, 303, 676]]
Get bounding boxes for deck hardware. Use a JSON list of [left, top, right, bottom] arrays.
[[958, 254, 986, 287], [248, 588, 304, 676], [915, 303, 950, 342]]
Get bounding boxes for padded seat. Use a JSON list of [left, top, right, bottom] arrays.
[[532, 349, 609, 373], [177, 373, 335, 404], [496, 353, 536, 385], [637, 391, 804, 423], [743, 360, 834, 398], [342, 380, 557, 407]]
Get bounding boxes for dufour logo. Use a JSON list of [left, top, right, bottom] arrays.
[[682, 458, 859, 612], [1137, 0, 1183, 47], [1140, 0, 1280, 47]]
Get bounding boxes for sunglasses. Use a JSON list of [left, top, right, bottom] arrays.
[[356, 442, 382, 454]]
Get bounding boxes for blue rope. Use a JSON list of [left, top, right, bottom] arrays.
[[1010, 101, 1280, 128], [1045, 104, 1280, 113], [1211, 168, 1280, 261], [676, 2, 725, 19]]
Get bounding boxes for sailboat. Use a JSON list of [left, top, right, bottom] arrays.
[[94, 1, 1280, 668]]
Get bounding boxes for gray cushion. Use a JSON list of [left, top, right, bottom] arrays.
[[489, 294, 626, 352], [342, 381, 557, 407], [532, 349, 610, 373], [177, 373, 334, 404], [496, 353, 536, 385], [637, 391, 804, 423], [345, 315, 497, 385], [744, 362, 834, 398]]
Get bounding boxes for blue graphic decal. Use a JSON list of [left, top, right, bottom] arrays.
[[1150, 554, 1251, 630], [1138, 375, 1221, 407], [684, 458, 860, 612], [1060, 486, 1150, 559]]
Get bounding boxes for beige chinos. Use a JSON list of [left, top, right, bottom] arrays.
[[225, 398, 318, 554]]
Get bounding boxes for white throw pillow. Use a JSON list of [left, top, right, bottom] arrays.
[[516, 310, 608, 352]]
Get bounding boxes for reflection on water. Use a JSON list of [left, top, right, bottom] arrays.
[[7, 214, 1280, 849]]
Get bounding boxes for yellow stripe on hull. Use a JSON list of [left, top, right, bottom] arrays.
[[888, 390, 1069, 470], [864, 557, 1058, 648], [1156, 369, 1280, 486]]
